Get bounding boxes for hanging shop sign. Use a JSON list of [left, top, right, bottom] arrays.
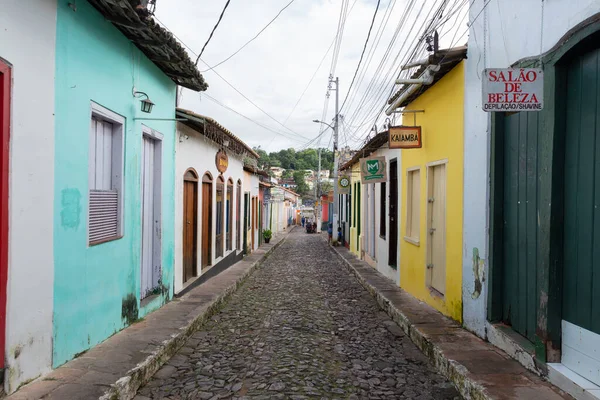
[[215, 150, 229, 173], [360, 156, 387, 184], [270, 187, 284, 201], [482, 68, 543, 112], [389, 126, 422, 149], [338, 174, 350, 194]]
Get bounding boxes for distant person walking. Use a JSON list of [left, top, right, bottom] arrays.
[[327, 223, 333, 244], [301, 216, 305, 227]]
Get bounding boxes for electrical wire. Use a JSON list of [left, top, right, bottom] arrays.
[[345, 0, 447, 145], [195, 0, 233, 65], [201, 0, 297, 72], [338, 0, 382, 115], [203, 93, 309, 144], [153, 15, 312, 145], [284, 38, 335, 125]]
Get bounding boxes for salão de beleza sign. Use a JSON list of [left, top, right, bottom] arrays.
[[482, 68, 543, 112]]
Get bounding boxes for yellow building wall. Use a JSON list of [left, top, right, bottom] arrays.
[[399, 61, 464, 322], [349, 162, 361, 257]]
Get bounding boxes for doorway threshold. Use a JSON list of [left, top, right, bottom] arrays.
[[486, 322, 540, 374], [548, 363, 600, 400]]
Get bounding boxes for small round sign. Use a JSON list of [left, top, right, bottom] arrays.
[[215, 150, 229, 173], [339, 176, 350, 188]]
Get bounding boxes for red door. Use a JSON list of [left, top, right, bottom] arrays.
[[0, 59, 12, 371]]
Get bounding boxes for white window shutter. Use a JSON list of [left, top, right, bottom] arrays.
[[89, 115, 119, 244], [89, 189, 119, 243]]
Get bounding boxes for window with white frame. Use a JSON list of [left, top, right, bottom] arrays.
[[88, 103, 124, 245]]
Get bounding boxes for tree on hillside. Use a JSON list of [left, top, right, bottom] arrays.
[[293, 170, 309, 195], [255, 147, 335, 174], [253, 146, 270, 170]]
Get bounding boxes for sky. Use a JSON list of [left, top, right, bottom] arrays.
[[155, 0, 468, 152]]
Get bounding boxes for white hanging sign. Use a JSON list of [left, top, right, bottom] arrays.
[[482, 68, 543, 112]]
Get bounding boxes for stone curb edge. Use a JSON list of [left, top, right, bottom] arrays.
[[328, 243, 491, 400], [100, 230, 292, 400]]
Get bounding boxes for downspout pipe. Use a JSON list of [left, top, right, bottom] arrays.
[[385, 65, 439, 116]]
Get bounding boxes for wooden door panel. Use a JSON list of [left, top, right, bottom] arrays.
[[183, 180, 197, 282], [563, 46, 600, 335], [141, 136, 158, 298], [201, 182, 212, 268], [429, 164, 446, 294], [389, 161, 398, 267], [501, 111, 539, 341]]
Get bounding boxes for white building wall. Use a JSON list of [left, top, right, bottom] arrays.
[[174, 123, 246, 294], [0, 1, 57, 392], [463, 0, 600, 337], [374, 148, 401, 284]]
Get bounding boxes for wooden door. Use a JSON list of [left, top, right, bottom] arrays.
[[226, 181, 233, 251], [141, 135, 161, 298], [251, 197, 256, 250], [236, 182, 241, 250], [389, 160, 398, 267], [183, 171, 198, 283], [0, 60, 11, 371], [201, 177, 212, 269], [216, 178, 224, 258], [498, 111, 540, 342], [561, 44, 600, 384], [243, 193, 249, 253], [427, 163, 446, 295]]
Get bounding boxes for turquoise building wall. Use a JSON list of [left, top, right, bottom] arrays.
[[53, 1, 176, 367]]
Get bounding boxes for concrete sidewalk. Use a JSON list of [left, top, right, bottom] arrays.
[[329, 242, 571, 400], [7, 230, 292, 400]]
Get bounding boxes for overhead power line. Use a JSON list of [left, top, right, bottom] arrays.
[[338, 0, 382, 115], [195, 0, 233, 65], [153, 15, 314, 145], [202, 0, 297, 72], [204, 93, 308, 144], [284, 38, 335, 125]]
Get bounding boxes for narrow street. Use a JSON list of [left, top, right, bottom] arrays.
[[137, 230, 460, 400]]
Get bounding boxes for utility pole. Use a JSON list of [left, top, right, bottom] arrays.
[[331, 77, 340, 236]]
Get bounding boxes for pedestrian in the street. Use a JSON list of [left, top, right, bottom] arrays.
[[302, 216, 305, 227], [327, 223, 333, 244], [337, 227, 342, 245]]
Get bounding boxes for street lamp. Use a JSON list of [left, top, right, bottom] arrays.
[[313, 119, 335, 131]]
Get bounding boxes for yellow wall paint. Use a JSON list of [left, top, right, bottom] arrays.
[[349, 162, 361, 257], [399, 61, 464, 322]]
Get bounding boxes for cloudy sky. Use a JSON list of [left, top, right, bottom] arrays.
[[155, 0, 468, 152]]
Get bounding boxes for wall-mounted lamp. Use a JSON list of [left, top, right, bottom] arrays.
[[133, 90, 155, 114]]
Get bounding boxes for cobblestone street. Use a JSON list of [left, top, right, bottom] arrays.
[[137, 230, 460, 400]]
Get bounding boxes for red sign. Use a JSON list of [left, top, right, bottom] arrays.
[[482, 68, 543, 112]]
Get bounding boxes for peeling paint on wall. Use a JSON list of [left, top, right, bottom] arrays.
[[471, 247, 485, 299], [121, 294, 139, 325], [60, 188, 81, 229]]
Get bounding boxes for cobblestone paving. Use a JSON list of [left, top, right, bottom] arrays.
[[137, 230, 460, 400]]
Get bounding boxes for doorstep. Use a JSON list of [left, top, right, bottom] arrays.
[[329, 243, 572, 400], [548, 363, 600, 400], [6, 229, 292, 400]]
